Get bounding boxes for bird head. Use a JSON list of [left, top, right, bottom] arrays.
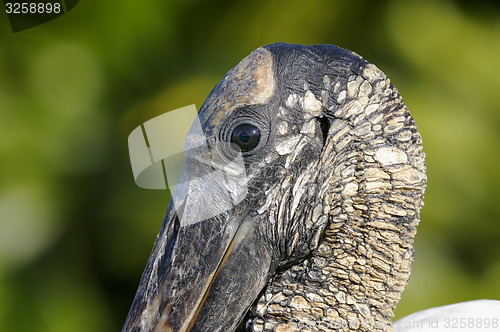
[[123, 43, 426, 332]]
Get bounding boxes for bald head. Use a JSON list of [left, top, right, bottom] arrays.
[[123, 43, 425, 332]]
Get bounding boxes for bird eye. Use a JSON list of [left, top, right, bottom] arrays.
[[230, 124, 261, 152]]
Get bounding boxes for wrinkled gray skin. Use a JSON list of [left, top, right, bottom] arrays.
[[123, 43, 426, 332]]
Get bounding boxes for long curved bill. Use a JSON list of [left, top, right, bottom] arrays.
[[123, 116, 277, 331]]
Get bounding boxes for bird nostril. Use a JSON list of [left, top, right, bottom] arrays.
[[316, 116, 330, 146]]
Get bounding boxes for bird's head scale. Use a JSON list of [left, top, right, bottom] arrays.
[[123, 43, 426, 332]]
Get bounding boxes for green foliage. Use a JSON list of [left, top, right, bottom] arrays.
[[0, 0, 499, 329]]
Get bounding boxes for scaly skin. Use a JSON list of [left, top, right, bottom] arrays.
[[246, 60, 425, 331], [123, 43, 426, 332]]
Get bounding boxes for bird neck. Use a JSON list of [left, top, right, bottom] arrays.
[[247, 115, 425, 331], [248, 216, 417, 332]]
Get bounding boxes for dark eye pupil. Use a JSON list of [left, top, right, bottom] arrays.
[[231, 124, 260, 152], [239, 132, 250, 143]]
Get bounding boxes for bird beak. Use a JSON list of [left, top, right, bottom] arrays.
[[123, 121, 277, 332]]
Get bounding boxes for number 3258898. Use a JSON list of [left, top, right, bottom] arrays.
[[5, 2, 62, 14]]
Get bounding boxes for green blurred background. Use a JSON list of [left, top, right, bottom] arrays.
[[1, 0, 499, 330]]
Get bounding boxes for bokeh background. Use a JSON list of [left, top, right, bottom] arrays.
[[1, 0, 500, 330]]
